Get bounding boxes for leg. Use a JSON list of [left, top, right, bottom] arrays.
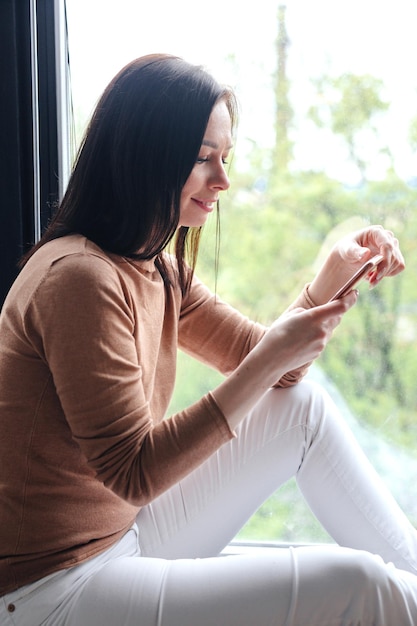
[[137, 381, 322, 558], [7, 528, 417, 625], [11, 380, 417, 625], [60, 536, 417, 625], [295, 382, 417, 574], [137, 380, 417, 575], [29, 531, 417, 626]]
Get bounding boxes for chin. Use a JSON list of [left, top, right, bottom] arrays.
[[179, 216, 209, 228]]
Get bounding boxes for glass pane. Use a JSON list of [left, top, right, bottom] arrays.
[[66, 0, 417, 543]]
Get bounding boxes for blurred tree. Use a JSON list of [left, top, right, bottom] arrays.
[[409, 114, 417, 152], [309, 73, 390, 182], [273, 4, 293, 174]]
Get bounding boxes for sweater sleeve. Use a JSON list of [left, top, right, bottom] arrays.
[[178, 274, 267, 376], [26, 254, 234, 506], [178, 275, 315, 387]]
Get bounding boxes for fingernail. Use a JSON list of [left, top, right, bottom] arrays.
[[369, 275, 381, 289]]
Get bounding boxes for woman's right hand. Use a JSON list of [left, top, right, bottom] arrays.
[[211, 290, 357, 431], [263, 289, 358, 376]]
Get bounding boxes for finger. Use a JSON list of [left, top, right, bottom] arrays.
[[316, 289, 358, 312], [380, 241, 404, 275], [353, 226, 405, 280], [372, 237, 405, 281]]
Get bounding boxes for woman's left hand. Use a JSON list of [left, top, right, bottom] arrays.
[[335, 225, 405, 286], [308, 225, 405, 305]]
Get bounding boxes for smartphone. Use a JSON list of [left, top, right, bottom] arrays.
[[329, 254, 384, 301]]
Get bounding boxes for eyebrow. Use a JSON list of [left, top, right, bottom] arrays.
[[202, 140, 234, 150]]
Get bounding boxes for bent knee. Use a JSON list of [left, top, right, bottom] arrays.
[[294, 547, 416, 624], [338, 549, 391, 593], [297, 547, 394, 603]]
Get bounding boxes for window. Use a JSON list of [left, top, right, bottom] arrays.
[[65, 0, 417, 543]]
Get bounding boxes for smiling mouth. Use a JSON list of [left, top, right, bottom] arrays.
[[193, 199, 216, 212]]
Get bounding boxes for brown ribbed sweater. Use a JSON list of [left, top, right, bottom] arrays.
[[0, 235, 309, 593]]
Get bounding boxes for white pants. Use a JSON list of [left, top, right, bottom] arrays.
[[3, 380, 417, 625]]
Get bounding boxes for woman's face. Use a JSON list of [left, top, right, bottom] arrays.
[[179, 100, 233, 228]]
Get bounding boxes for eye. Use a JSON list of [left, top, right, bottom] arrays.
[[196, 154, 230, 165], [222, 149, 232, 165]]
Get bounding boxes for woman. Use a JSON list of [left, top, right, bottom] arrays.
[[0, 53, 415, 625]]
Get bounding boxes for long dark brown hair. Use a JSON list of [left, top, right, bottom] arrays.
[[20, 54, 237, 293]]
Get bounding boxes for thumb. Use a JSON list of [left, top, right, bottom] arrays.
[[354, 245, 371, 262]]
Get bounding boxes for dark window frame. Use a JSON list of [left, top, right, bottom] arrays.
[[0, 0, 66, 305]]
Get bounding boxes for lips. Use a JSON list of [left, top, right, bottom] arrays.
[[192, 198, 216, 212]]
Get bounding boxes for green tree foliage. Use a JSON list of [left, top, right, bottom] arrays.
[[410, 114, 417, 152], [305, 73, 417, 447], [274, 4, 293, 171], [309, 73, 390, 181]]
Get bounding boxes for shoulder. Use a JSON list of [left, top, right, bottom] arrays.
[[36, 235, 119, 280], [24, 237, 137, 331], [17, 236, 126, 310], [46, 235, 116, 271]]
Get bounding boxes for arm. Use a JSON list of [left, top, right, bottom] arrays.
[[28, 254, 234, 506], [180, 225, 404, 396], [179, 274, 266, 376], [211, 292, 358, 431], [272, 224, 405, 386]]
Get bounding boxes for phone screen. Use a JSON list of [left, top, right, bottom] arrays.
[[329, 254, 384, 301]]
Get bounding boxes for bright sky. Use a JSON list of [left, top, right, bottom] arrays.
[[66, 0, 417, 184]]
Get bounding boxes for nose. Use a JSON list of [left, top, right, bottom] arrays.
[[210, 162, 230, 191]]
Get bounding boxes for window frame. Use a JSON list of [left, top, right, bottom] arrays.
[[0, 0, 69, 305]]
